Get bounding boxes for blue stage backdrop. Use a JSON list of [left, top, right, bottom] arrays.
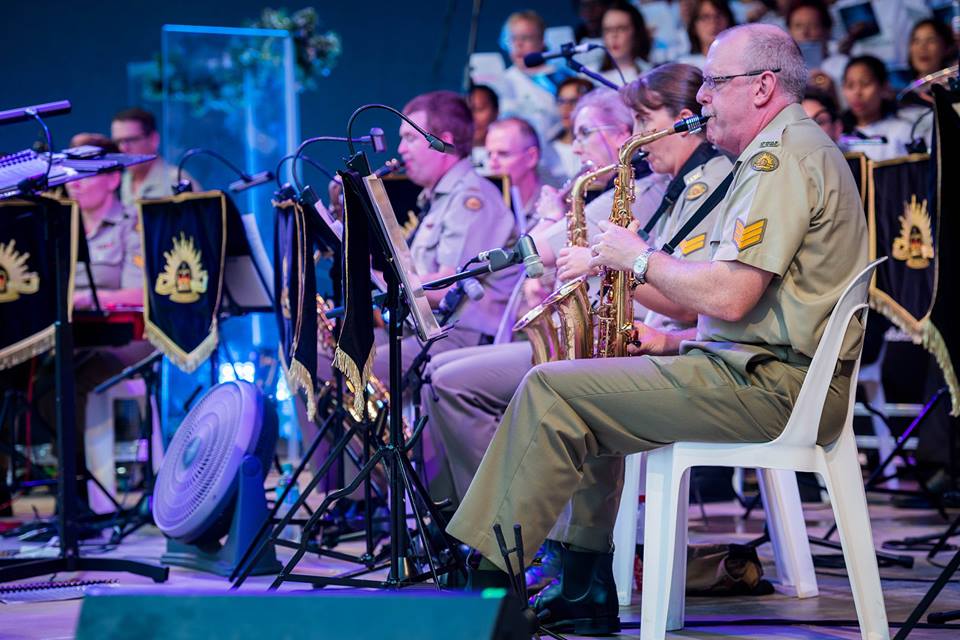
[[2, 0, 578, 447]]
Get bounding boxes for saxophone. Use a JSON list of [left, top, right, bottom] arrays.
[[592, 115, 708, 357], [513, 162, 616, 364]]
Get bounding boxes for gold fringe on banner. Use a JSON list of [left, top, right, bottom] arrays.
[[145, 322, 218, 374], [279, 347, 317, 422], [333, 343, 376, 417], [869, 295, 959, 417], [0, 326, 54, 370]]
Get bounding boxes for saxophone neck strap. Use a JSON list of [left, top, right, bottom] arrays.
[[639, 141, 721, 240], [660, 162, 739, 255]]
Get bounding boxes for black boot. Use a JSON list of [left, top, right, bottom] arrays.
[[525, 538, 562, 595], [463, 552, 513, 592], [531, 545, 621, 635]]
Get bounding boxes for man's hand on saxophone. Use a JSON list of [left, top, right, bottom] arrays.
[[556, 245, 598, 281], [625, 323, 696, 356], [589, 219, 649, 272]]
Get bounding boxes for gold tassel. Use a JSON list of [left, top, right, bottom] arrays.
[[869, 296, 959, 417], [145, 321, 218, 374], [0, 326, 55, 371], [278, 347, 317, 422], [333, 343, 377, 416]]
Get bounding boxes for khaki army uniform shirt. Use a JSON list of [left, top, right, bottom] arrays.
[[684, 103, 868, 371], [410, 157, 516, 336], [120, 160, 198, 208], [645, 153, 733, 333], [75, 200, 144, 294]]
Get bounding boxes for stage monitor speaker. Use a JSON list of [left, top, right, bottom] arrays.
[[75, 587, 532, 640]]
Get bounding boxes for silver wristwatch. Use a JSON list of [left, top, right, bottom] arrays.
[[631, 247, 657, 286]]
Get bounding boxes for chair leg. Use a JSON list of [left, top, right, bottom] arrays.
[[613, 452, 644, 606], [641, 450, 688, 639], [758, 468, 818, 598], [820, 430, 890, 640]]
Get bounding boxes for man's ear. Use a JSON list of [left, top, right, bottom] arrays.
[[753, 71, 777, 107]]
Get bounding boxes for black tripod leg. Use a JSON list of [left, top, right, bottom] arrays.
[[893, 547, 960, 639], [268, 449, 386, 590], [230, 415, 359, 585]]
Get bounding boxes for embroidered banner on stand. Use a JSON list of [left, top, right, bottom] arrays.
[[274, 197, 318, 420], [0, 198, 77, 370], [137, 191, 226, 373]]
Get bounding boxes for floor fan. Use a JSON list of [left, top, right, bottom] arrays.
[[153, 380, 281, 576]]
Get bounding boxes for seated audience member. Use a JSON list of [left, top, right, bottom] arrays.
[[897, 18, 956, 148], [840, 55, 915, 160], [907, 18, 956, 82], [110, 108, 198, 206], [574, 0, 612, 42], [642, 0, 693, 64], [787, 0, 848, 106], [494, 11, 574, 147], [832, 0, 931, 66], [677, 0, 736, 68], [545, 77, 594, 182], [469, 84, 500, 171], [802, 89, 843, 143], [598, 1, 653, 86]]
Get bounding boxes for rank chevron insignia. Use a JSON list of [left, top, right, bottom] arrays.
[[680, 232, 706, 255], [733, 218, 767, 251]]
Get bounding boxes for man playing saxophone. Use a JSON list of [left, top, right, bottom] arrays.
[[447, 24, 867, 636], [422, 87, 668, 510]]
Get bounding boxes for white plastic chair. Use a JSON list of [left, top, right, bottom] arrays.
[[637, 258, 888, 640], [613, 458, 818, 606]]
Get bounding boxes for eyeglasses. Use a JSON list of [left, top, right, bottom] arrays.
[[572, 124, 619, 143], [701, 68, 781, 91], [602, 25, 632, 37], [113, 133, 150, 147]]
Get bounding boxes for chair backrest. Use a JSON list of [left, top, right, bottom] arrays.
[[770, 258, 886, 448]]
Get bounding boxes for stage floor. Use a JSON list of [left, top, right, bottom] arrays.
[[1, 489, 959, 639]]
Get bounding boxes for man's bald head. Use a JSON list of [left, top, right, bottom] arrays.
[[697, 24, 808, 155], [713, 24, 807, 102]]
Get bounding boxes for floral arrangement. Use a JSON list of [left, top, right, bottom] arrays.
[[251, 7, 342, 91]]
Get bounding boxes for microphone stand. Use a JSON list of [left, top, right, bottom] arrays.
[[564, 55, 620, 90]]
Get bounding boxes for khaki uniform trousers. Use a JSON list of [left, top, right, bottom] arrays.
[[426, 341, 533, 504], [306, 324, 487, 498], [446, 348, 852, 572]]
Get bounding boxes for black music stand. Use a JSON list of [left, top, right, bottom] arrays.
[[234, 165, 472, 590], [0, 197, 167, 583]]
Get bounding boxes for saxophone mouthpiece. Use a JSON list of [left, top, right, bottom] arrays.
[[674, 114, 710, 134]]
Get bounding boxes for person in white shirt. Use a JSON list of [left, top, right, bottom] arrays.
[[676, 0, 736, 69], [598, 1, 653, 86], [832, 0, 931, 68], [642, 0, 692, 64], [493, 11, 573, 148], [840, 55, 915, 161]]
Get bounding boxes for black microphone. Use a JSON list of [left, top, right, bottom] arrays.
[[0, 100, 71, 126], [438, 277, 484, 316], [229, 170, 275, 192], [514, 234, 544, 278], [477, 234, 544, 278], [523, 42, 603, 68]]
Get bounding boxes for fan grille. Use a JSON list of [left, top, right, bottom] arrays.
[[153, 381, 263, 541]]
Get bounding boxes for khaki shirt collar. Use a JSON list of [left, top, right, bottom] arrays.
[[735, 103, 806, 165]]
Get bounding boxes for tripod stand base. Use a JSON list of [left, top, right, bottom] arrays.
[[0, 556, 169, 584]]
